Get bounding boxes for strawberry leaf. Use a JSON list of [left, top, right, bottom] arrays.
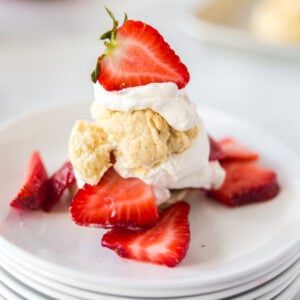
[[100, 30, 112, 40], [122, 13, 128, 25], [91, 60, 100, 83]]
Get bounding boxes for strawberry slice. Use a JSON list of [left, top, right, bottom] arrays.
[[42, 161, 76, 212], [209, 161, 280, 206], [70, 167, 158, 229], [101, 201, 190, 267], [208, 136, 225, 161], [91, 9, 189, 91], [219, 138, 259, 162], [10, 151, 48, 210]]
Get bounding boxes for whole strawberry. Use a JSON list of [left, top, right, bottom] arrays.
[[91, 8, 190, 91]]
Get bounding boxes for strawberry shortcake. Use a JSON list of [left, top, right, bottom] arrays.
[[69, 11, 225, 208], [66, 9, 279, 267], [8, 10, 280, 268]]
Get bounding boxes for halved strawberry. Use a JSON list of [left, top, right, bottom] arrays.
[[10, 151, 48, 210], [219, 138, 259, 162], [42, 161, 76, 212], [102, 201, 190, 267], [209, 161, 280, 206], [208, 136, 225, 161], [70, 167, 158, 229], [91, 9, 189, 91]]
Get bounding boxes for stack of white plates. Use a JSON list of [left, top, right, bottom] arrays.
[[1, 103, 300, 299]]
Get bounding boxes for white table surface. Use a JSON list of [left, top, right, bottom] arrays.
[[0, 0, 300, 299]]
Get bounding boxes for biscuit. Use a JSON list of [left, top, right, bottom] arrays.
[[69, 120, 112, 185], [91, 102, 199, 174]]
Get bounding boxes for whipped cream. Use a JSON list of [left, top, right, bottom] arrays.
[[93, 82, 198, 131], [74, 82, 225, 206]]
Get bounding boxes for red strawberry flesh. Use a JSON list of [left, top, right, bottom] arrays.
[[209, 161, 280, 206], [10, 151, 48, 210], [97, 20, 190, 91], [219, 138, 259, 162], [70, 167, 158, 229], [102, 201, 190, 267], [208, 136, 225, 161], [42, 161, 76, 212]]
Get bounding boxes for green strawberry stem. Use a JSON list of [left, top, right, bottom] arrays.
[[91, 8, 128, 83]]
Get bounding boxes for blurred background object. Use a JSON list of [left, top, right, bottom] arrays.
[[250, 0, 300, 44], [185, 0, 300, 57], [196, 0, 255, 29], [193, 0, 300, 45]]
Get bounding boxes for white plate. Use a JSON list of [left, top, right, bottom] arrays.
[[1, 248, 300, 300], [0, 250, 127, 300], [1, 241, 300, 300], [181, 0, 300, 59], [0, 102, 300, 298], [0, 281, 23, 300], [1, 260, 86, 300], [275, 274, 300, 300], [0, 267, 44, 300], [233, 256, 300, 300]]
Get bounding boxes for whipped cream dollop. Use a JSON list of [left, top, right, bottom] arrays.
[[75, 82, 225, 205], [94, 82, 198, 131]]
